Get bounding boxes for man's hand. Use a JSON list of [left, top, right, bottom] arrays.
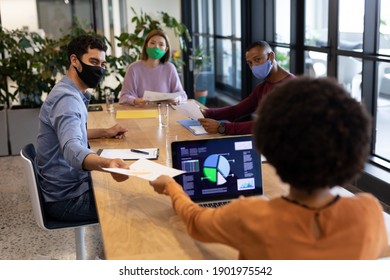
[[108, 158, 129, 182], [198, 118, 221, 134], [149, 175, 175, 195], [107, 123, 128, 139]]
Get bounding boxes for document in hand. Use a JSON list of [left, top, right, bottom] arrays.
[[102, 158, 186, 181], [172, 100, 204, 120], [178, 120, 208, 135], [143, 90, 182, 102]]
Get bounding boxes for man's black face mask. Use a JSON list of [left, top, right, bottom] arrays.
[[74, 57, 105, 88]]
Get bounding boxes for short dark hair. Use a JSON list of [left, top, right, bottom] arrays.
[[141, 30, 171, 64], [246, 41, 272, 53], [67, 35, 107, 66], [253, 76, 371, 191]]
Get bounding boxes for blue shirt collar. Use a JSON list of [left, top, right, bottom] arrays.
[[61, 76, 91, 105]]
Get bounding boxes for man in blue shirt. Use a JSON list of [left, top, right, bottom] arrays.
[[37, 35, 129, 222]]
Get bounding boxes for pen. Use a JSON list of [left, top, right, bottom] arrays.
[[130, 149, 149, 155]]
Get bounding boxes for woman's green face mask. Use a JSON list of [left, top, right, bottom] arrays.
[[146, 47, 166, 60]]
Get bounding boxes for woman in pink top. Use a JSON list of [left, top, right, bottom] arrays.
[[149, 77, 388, 259], [119, 30, 187, 106]]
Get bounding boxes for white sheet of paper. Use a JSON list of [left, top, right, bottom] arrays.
[[143, 90, 182, 102], [172, 100, 204, 120], [99, 148, 158, 160], [100, 148, 158, 160], [102, 158, 185, 181], [189, 125, 208, 135]]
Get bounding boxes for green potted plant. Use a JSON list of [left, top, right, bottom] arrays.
[[0, 25, 86, 154], [0, 28, 51, 154]]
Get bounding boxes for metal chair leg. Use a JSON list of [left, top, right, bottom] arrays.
[[75, 227, 86, 260]]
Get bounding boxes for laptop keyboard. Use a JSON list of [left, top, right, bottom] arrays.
[[200, 201, 231, 208]]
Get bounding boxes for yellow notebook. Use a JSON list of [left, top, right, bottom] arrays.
[[116, 110, 158, 119]]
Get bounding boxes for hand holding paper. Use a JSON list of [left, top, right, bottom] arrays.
[[172, 100, 204, 120], [143, 90, 182, 102], [178, 120, 208, 135], [103, 158, 185, 181], [106, 158, 130, 182]]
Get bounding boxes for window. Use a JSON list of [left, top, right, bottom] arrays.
[[338, 0, 364, 51], [191, 0, 215, 98], [275, 0, 291, 44], [189, 0, 242, 100], [188, 0, 390, 172], [305, 0, 329, 47], [337, 0, 364, 101], [304, 0, 329, 78], [214, 0, 242, 99], [36, 0, 104, 39], [375, 0, 390, 162]]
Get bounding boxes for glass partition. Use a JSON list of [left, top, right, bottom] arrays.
[[338, 0, 364, 51], [337, 56, 362, 100], [375, 61, 390, 161], [304, 51, 327, 77], [305, 0, 329, 47], [275, 0, 291, 43]]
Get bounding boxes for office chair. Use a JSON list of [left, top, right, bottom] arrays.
[[20, 143, 98, 260]]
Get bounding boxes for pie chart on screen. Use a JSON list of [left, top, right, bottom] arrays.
[[203, 154, 230, 185]]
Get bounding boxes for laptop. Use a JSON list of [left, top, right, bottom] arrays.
[[171, 135, 263, 207]]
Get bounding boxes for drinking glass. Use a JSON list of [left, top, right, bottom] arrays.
[[158, 103, 169, 127]]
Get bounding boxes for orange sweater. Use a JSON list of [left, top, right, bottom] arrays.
[[166, 181, 388, 260]]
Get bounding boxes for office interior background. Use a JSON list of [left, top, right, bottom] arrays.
[[0, 0, 389, 206]]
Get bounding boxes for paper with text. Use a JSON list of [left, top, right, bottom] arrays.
[[102, 158, 186, 181], [143, 90, 182, 102]]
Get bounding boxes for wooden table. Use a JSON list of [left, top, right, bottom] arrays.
[[88, 102, 289, 259]]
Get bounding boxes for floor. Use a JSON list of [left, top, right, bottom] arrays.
[[0, 155, 103, 260]]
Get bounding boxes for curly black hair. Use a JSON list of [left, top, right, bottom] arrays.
[[253, 76, 371, 191], [67, 35, 107, 66]]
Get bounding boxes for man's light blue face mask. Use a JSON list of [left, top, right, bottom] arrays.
[[251, 57, 273, 80]]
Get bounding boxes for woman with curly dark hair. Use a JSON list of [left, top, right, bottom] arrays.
[[149, 77, 387, 259]]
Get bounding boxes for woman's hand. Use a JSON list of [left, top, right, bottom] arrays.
[[134, 98, 148, 106], [149, 175, 175, 195]]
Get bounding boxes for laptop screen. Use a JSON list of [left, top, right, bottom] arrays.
[[171, 135, 263, 203]]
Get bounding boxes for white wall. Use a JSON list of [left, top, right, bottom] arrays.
[[0, 0, 39, 31]]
